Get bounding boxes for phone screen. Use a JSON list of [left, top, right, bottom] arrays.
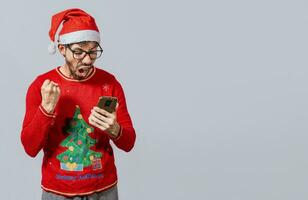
[[97, 96, 118, 113]]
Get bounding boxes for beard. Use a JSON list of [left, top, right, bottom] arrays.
[[65, 59, 93, 80]]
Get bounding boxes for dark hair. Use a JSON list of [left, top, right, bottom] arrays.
[[58, 41, 100, 47], [72, 41, 100, 47]]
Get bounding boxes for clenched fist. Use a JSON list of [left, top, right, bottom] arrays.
[[41, 79, 61, 114]]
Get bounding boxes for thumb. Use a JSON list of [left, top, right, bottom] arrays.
[[50, 81, 59, 86]]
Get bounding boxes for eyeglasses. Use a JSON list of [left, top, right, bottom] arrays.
[[65, 44, 103, 60]]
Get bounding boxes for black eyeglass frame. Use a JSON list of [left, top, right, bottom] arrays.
[[64, 43, 103, 60]]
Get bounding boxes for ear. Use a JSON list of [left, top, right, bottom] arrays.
[[58, 44, 66, 56]]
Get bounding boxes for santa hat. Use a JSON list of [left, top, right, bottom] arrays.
[[48, 8, 101, 54]]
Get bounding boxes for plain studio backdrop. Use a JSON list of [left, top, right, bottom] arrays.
[[0, 0, 308, 199]]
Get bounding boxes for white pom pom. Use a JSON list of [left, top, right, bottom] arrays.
[[48, 41, 56, 54]]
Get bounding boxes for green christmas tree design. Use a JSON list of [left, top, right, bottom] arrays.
[[57, 106, 102, 171]]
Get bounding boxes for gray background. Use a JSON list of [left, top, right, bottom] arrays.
[[0, 0, 307, 199]]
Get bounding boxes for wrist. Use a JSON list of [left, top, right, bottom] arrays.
[[41, 103, 55, 114], [109, 123, 121, 138]]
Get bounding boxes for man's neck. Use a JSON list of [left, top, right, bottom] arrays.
[[59, 65, 73, 78]]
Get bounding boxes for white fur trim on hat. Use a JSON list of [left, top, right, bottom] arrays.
[[59, 30, 100, 44], [48, 41, 56, 54]]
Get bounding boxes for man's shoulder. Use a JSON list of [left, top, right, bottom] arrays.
[[94, 67, 117, 81], [36, 67, 58, 79], [27, 67, 58, 89]]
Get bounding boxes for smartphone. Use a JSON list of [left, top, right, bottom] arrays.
[[97, 96, 118, 113]]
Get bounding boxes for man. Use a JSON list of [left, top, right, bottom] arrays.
[[20, 8, 136, 200]]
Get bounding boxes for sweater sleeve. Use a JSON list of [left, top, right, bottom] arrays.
[[20, 78, 56, 157], [111, 79, 136, 152]]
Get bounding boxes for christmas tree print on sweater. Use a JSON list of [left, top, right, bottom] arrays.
[[57, 106, 102, 171]]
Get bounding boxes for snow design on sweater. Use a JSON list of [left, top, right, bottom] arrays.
[[56, 106, 102, 171]]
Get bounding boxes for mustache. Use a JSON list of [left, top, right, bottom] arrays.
[[77, 62, 92, 67], [76, 63, 93, 69]]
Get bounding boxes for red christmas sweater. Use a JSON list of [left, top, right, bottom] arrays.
[[20, 66, 136, 197]]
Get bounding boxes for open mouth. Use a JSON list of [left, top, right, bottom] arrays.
[[77, 66, 92, 74], [78, 68, 85, 73]]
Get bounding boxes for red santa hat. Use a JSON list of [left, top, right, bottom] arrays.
[[48, 8, 101, 54]]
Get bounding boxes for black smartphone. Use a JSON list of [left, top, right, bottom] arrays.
[[97, 96, 118, 113]]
